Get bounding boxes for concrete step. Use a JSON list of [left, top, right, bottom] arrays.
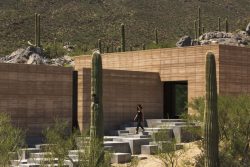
[[120, 122, 141, 129], [19, 163, 40, 167], [124, 127, 137, 133], [109, 130, 130, 136], [11, 159, 27, 166], [35, 144, 54, 151], [152, 128, 174, 141], [113, 138, 152, 154], [173, 125, 201, 143], [27, 157, 58, 164], [161, 119, 186, 123], [111, 153, 131, 164], [19, 148, 41, 160], [123, 134, 151, 139], [141, 145, 158, 155], [146, 119, 187, 128], [104, 136, 121, 141], [30, 152, 52, 159], [104, 141, 130, 153]]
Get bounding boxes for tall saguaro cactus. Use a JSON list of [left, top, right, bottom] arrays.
[[121, 23, 125, 52], [90, 51, 103, 141], [34, 13, 41, 47], [89, 50, 104, 166], [204, 52, 219, 167]]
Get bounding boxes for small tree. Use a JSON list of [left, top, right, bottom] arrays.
[[0, 113, 25, 167]]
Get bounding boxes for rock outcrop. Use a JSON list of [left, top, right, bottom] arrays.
[[246, 23, 250, 35], [0, 46, 74, 66], [176, 31, 250, 47], [176, 36, 192, 47]]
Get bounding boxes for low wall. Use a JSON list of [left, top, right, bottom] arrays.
[[0, 63, 73, 139], [78, 68, 163, 133]]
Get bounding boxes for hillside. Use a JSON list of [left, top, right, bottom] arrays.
[[0, 0, 250, 56]]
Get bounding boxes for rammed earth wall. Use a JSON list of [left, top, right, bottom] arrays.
[[0, 63, 73, 138], [75, 45, 250, 132]]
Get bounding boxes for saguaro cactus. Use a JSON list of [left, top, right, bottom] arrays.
[[218, 17, 221, 31], [198, 6, 201, 36], [90, 50, 103, 141], [98, 39, 102, 53], [34, 13, 41, 47], [111, 41, 114, 53], [142, 43, 146, 50], [35, 13, 41, 47], [89, 50, 103, 166], [106, 46, 109, 53], [225, 18, 229, 33], [121, 23, 125, 52], [194, 20, 197, 39], [204, 52, 219, 167], [155, 28, 159, 44]]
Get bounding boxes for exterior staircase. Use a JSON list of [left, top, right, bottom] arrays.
[[9, 119, 201, 166]]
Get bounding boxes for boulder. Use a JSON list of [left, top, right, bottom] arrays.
[[246, 23, 250, 35], [27, 54, 43, 64], [176, 36, 192, 47], [0, 46, 74, 67]]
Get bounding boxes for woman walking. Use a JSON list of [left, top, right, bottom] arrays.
[[134, 104, 145, 134]]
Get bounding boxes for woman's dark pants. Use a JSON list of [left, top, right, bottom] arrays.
[[136, 121, 144, 134]]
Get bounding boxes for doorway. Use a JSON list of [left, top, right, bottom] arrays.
[[163, 81, 188, 119]]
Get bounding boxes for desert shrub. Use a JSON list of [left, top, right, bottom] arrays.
[[0, 113, 25, 167], [190, 95, 250, 166], [128, 156, 139, 167], [43, 119, 111, 167], [43, 43, 67, 58], [153, 128, 184, 167], [157, 140, 184, 167], [43, 119, 77, 166]]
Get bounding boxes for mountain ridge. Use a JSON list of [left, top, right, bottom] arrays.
[[0, 0, 250, 56]]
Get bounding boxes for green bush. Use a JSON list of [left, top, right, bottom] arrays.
[[43, 43, 67, 58], [190, 95, 250, 166], [0, 113, 25, 167], [43, 119, 111, 167]]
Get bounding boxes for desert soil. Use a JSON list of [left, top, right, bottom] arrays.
[[112, 141, 202, 167]]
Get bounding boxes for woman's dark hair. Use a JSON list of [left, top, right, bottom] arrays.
[[137, 104, 143, 110]]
